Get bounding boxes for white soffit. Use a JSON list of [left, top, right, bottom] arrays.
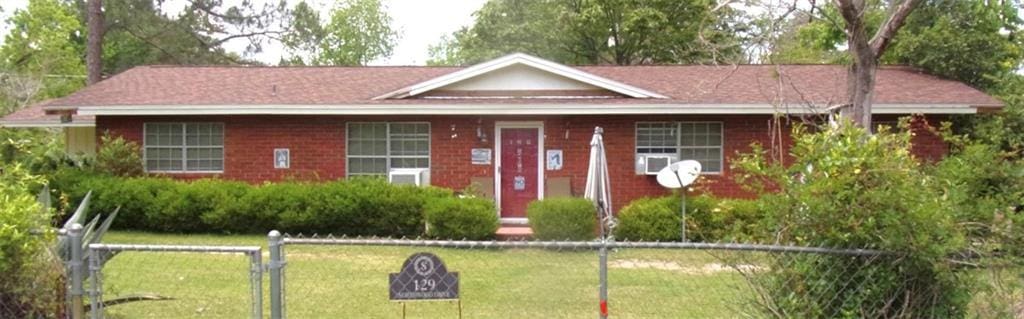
[[77, 104, 979, 116], [373, 53, 669, 99]]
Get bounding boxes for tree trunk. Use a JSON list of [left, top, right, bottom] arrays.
[[86, 0, 104, 85], [834, 0, 921, 130]]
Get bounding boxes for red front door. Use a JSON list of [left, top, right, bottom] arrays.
[[500, 128, 539, 219]]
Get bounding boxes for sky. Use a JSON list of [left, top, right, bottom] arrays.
[[0, 0, 487, 66]]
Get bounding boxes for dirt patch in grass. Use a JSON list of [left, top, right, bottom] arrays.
[[611, 259, 764, 275]]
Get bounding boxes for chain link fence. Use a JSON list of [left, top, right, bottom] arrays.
[[49, 227, 1022, 318], [273, 235, 896, 318], [86, 243, 262, 319]]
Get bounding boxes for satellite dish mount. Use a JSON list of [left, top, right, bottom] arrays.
[[656, 160, 702, 242]]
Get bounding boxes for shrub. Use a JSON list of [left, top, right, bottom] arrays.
[[94, 133, 144, 177], [928, 142, 1024, 256], [0, 164, 61, 318], [48, 171, 458, 236], [615, 194, 723, 242], [527, 197, 596, 240], [732, 120, 968, 317], [154, 179, 251, 233], [232, 182, 313, 234], [425, 197, 498, 240], [616, 197, 678, 241]]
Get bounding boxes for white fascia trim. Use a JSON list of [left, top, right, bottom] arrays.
[[374, 53, 669, 100], [77, 103, 978, 116], [0, 120, 96, 128]]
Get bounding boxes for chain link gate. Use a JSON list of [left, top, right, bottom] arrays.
[[86, 243, 263, 319]]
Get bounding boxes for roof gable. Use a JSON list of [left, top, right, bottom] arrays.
[[374, 53, 668, 99]]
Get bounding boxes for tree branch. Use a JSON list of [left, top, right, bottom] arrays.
[[868, 0, 921, 57]]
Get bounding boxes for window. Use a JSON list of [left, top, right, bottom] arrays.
[[636, 122, 723, 173], [347, 122, 430, 176], [144, 123, 224, 172]]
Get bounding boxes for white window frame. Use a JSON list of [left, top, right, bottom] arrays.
[[345, 122, 431, 177], [142, 122, 225, 173], [635, 121, 724, 174]]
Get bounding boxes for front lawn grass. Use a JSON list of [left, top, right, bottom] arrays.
[[98, 231, 752, 318]]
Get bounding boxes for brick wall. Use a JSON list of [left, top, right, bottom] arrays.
[[97, 114, 945, 212]]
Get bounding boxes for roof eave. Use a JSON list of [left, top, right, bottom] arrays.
[[76, 103, 980, 116]]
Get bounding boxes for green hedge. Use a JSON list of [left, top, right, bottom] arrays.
[[425, 197, 498, 240], [616, 194, 760, 242], [48, 169, 454, 236], [527, 197, 596, 241]]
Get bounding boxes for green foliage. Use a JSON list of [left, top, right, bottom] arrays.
[[732, 120, 969, 317], [49, 171, 458, 236], [284, 0, 397, 65], [428, 0, 746, 65], [527, 197, 596, 241], [929, 139, 1024, 256], [94, 133, 144, 177], [424, 197, 499, 240], [887, 0, 1022, 90], [969, 74, 1024, 153], [616, 194, 760, 242], [0, 164, 60, 318], [0, 128, 70, 175], [0, 0, 85, 101], [615, 196, 679, 241]]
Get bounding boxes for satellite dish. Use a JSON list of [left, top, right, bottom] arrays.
[[656, 160, 702, 189]]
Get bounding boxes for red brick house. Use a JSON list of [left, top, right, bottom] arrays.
[[0, 53, 1003, 223]]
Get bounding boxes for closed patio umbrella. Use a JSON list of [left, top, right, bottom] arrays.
[[584, 126, 613, 319], [584, 127, 614, 238]]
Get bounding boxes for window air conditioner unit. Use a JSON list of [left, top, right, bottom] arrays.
[[388, 168, 430, 186], [643, 156, 672, 175]]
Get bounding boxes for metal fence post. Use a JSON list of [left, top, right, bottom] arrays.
[[250, 250, 264, 319], [88, 246, 102, 319], [269, 230, 285, 319], [599, 242, 609, 319], [68, 224, 84, 319]]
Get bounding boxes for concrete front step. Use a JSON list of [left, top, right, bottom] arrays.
[[496, 226, 533, 241]]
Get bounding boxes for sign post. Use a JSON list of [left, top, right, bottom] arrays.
[[389, 252, 461, 318]]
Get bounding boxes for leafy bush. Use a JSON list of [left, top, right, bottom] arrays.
[[616, 194, 751, 242], [154, 179, 250, 233], [616, 197, 679, 241], [527, 197, 596, 240], [286, 179, 452, 236], [928, 141, 1024, 256], [48, 171, 457, 237], [94, 133, 144, 177], [425, 197, 498, 240], [732, 120, 968, 317], [0, 164, 60, 318]]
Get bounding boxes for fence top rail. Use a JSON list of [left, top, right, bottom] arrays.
[[89, 243, 261, 254], [281, 237, 887, 257]]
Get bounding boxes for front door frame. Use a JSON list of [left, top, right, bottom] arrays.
[[494, 121, 545, 224]]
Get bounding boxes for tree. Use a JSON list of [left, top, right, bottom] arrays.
[[833, 0, 921, 129], [0, 0, 86, 101], [85, 0, 101, 84], [769, 0, 1024, 149], [886, 0, 1022, 90], [283, 0, 397, 66], [427, 0, 747, 66], [80, 0, 290, 82]]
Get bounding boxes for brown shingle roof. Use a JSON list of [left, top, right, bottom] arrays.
[[0, 100, 94, 127], [39, 64, 1002, 108]]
